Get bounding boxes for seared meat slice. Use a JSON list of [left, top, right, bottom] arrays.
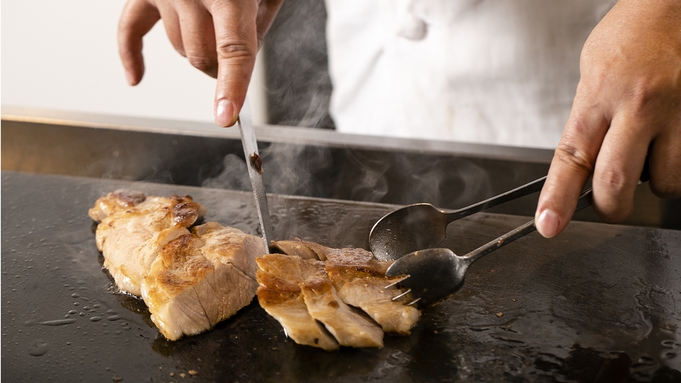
[[270, 239, 320, 260], [258, 289, 340, 350], [325, 266, 419, 335], [88, 189, 147, 222], [90, 190, 265, 341], [271, 239, 329, 261], [256, 254, 384, 349], [271, 240, 419, 335], [142, 222, 265, 340], [256, 255, 339, 350], [300, 277, 384, 348], [89, 190, 206, 296], [257, 276, 339, 350]]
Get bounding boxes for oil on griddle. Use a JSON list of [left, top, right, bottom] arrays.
[[2, 172, 680, 383]]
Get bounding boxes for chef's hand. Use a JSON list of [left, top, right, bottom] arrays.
[[535, 0, 681, 238], [118, 0, 283, 127]]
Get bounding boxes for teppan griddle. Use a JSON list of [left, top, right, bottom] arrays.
[[2, 171, 680, 382]]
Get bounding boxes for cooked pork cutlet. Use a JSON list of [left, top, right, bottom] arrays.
[[256, 254, 384, 349], [142, 222, 266, 340], [270, 239, 320, 260], [88, 189, 206, 296], [90, 190, 266, 341], [325, 265, 420, 335], [299, 276, 384, 348], [270, 240, 420, 335], [256, 254, 339, 350], [257, 275, 339, 350]]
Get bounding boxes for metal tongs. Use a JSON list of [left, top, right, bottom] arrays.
[[237, 100, 273, 253], [369, 176, 584, 307]]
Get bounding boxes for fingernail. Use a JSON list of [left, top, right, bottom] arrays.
[[215, 99, 236, 127], [536, 209, 561, 238]]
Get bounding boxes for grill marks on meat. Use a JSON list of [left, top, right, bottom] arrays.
[[89, 190, 205, 296], [89, 190, 265, 341], [323, 247, 420, 335], [257, 254, 384, 349], [256, 255, 340, 350], [91, 191, 419, 346], [270, 240, 320, 260], [325, 266, 419, 335], [143, 222, 263, 340], [300, 276, 384, 348], [257, 239, 420, 350]]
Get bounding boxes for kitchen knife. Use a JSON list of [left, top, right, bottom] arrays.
[[237, 99, 273, 253]]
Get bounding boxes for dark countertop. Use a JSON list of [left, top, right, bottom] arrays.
[[2, 171, 680, 382]]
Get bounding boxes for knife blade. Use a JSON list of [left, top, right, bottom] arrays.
[[237, 99, 273, 253]]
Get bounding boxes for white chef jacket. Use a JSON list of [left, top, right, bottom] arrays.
[[325, 0, 617, 148]]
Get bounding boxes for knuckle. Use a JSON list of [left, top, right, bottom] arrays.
[[623, 77, 672, 118], [186, 54, 217, 74], [592, 168, 636, 223], [628, 81, 655, 112], [564, 114, 598, 139], [216, 41, 254, 61], [554, 141, 595, 176], [595, 168, 629, 195]]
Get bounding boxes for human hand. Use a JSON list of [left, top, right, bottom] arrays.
[[535, 0, 681, 238], [118, 0, 284, 127]]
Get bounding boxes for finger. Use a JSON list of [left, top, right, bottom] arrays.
[[155, 2, 185, 56], [255, 0, 284, 46], [210, 0, 260, 127], [176, 2, 218, 77], [118, 0, 160, 85], [591, 112, 652, 223], [535, 103, 609, 238], [649, 120, 681, 199]]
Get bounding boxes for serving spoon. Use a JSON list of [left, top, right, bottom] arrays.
[[386, 187, 594, 307], [388, 172, 652, 308], [369, 176, 547, 261]]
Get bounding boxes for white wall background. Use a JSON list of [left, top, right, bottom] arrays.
[[2, 0, 267, 125]]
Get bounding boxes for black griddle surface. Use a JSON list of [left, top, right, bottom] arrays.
[[2, 171, 680, 382]]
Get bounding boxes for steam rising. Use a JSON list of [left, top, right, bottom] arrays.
[[201, 142, 332, 198], [201, 141, 496, 210]]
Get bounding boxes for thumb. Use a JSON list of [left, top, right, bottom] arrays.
[[535, 108, 608, 238]]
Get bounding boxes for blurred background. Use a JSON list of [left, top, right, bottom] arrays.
[[2, 0, 333, 129]]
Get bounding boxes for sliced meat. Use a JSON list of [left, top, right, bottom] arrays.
[[270, 240, 420, 335], [256, 254, 384, 349], [325, 266, 420, 335], [271, 239, 330, 261], [142, 222, 265, 340], [324, 249, 420, 334], [300, 277, 384, 348], [89, 190, 205, 296], [256, 254, 339, 350], [90, 190, 264, 341], [271, 239, 320, 260], [88, 189, 147, 222], [257, 275, 339, 351]]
